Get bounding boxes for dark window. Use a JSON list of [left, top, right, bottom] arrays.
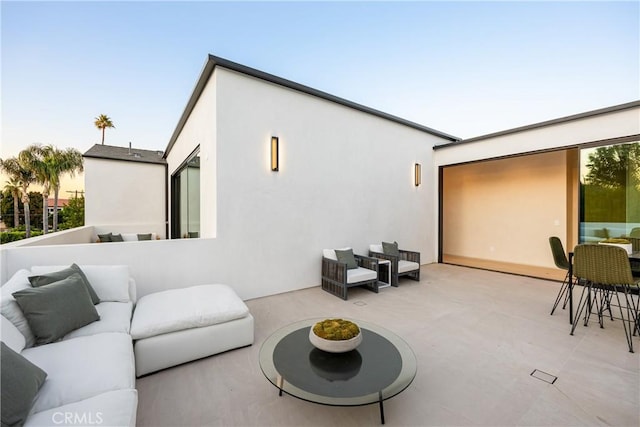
[[171, 150, 200, 239]]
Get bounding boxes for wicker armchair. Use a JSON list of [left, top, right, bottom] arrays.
[[321, 249, 379, 300], [570, 244, 640, 353], [549, 237, 573, 316], [368, 243, 420, 287]]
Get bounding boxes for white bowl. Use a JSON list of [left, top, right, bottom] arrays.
[[309, 328, 362, 353]]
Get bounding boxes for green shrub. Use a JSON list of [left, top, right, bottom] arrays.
[[0, 230, 43, 244]]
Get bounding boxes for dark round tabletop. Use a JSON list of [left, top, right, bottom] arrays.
[[259, 318, 417, 407]]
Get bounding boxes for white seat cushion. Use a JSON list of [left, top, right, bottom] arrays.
[[346, 267, 377, 284], [130, 284, 249, 340], [22, 332, 135, 414], [63, 302, 133, 340], [26, 389, 137, 427], [398, 260, 420, 273]]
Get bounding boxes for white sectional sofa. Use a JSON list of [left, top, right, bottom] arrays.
[[1, 266, 138, 427], [1, 265, 255, 427]]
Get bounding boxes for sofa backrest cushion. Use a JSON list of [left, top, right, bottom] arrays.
[[30, 265, 131, 303], [1, 315, 26, 353], [1, 270, 36, 348], [0, 342, 47, 427], [100, 233, 157, 242], [323, 247, 353, 261], [28, 264, 100, 305]]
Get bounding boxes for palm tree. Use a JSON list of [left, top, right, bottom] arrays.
[[0, 152, 36, 237], [94, 114, 115, 145], [49, 148, 84, 231], [24, 144, 54, 234], [3, 177, 22, 228]]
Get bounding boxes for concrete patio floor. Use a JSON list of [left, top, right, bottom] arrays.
[[136, 263, 639, 426]]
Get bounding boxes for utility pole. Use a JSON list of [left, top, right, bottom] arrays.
[[65, 190, 85, 199]]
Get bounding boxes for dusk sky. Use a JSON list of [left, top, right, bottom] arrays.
[[1, 1, 638, 192]]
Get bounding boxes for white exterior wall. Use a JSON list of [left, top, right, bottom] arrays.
[[84, 158, 166, 237], [152, 66, 448, 299], [165, 73, 217, 238], [211, 67, 443, 296]]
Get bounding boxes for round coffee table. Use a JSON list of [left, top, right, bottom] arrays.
[[259, 318, 417, 424]]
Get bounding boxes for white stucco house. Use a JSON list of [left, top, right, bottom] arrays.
[[3, 54, 638, 300], [83, 144, 166, 238]]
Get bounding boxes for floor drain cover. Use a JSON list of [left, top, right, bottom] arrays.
[[353, 301, 367, 306], [530, 369, 557, 384]]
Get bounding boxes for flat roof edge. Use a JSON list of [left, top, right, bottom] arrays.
[[83, 153, 167, 165], [433, 100, 640, 150], [164, 54, 460, 156]]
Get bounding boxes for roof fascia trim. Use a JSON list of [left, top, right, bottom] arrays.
[[165, 54, 460, 156], [433, 100, 640, 151], [82, 153, 167, 165]]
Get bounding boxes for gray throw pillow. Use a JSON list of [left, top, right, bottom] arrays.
[[28, 264, 100, 305], [335, 249, 358, 269], [111, 233, 124, 242], [137, 233, 152, 241], [382, 241, 400, 257], [98, 232, 112, 242], [1, 342, 47, 427], [13, 274, 100, 345]]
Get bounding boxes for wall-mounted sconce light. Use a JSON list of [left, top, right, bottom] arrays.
[[414, 163, 421, 187], [271, 136, 279, 171]]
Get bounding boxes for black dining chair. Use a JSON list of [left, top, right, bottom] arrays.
[[549, 237, 573, 316], [627, 237, 640, 278]]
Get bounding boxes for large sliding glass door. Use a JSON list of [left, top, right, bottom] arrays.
[[171, 150, 200, 239], [579, 141, 640, 241]]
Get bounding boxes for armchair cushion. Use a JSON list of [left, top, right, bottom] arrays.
[[322, 249, 337, 261], [322, 248, 352, 262], [398, 260, 420, 273], [369, 244, 383, 254], [382, 241, 400, 257], [346, 267, 378, 284], [335, 249, 358, 269]]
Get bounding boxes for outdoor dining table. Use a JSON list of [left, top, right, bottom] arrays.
[[566, 250, 640, 325]]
